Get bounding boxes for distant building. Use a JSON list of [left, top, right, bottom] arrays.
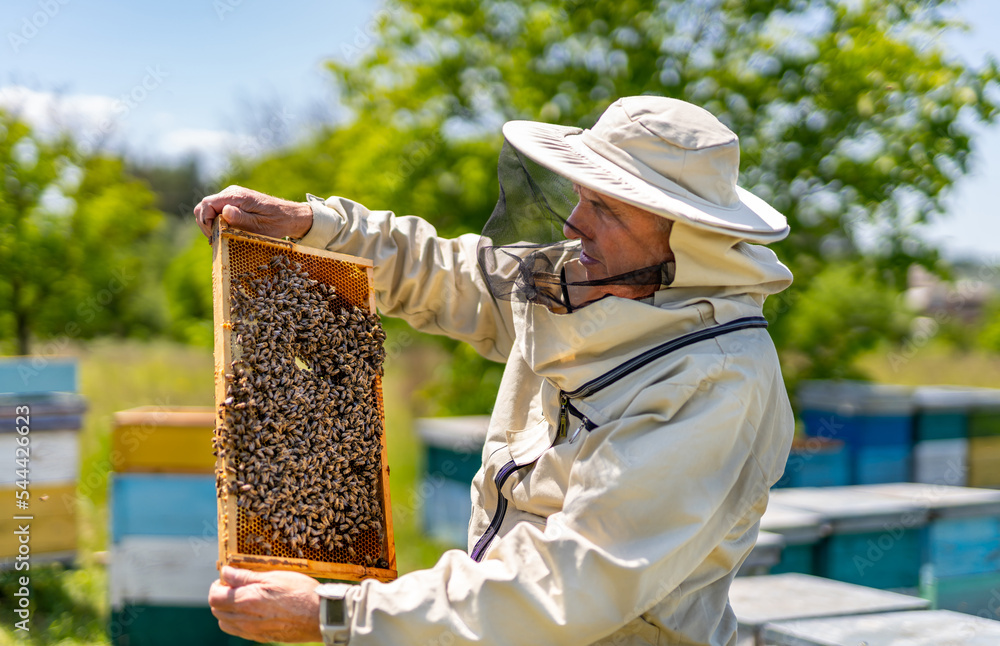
[[905, 265, 996, 324]]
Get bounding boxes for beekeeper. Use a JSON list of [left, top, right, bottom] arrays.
[[197, 96, 795, 645]]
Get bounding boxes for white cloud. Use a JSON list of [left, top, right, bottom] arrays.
[[0, 85, 118, 138], [0, 86, 250, 178], [150, 128, 259, 178]]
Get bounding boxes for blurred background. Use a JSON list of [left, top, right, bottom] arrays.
[[1, 0, 1000, 644]]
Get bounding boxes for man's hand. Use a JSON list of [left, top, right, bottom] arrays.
[[208, 565, 323, 643], [194, 185, 314, 240]]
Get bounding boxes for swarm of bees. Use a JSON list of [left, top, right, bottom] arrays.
[[215, 253, 387, 565]]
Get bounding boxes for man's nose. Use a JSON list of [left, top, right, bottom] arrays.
[[564, 203, 588, 240]]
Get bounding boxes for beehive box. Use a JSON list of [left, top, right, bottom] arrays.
[[730, 573, 928, 646], [760, 609, 1000, 646], [760, 503, 830, 575], [769, 487, 928, 590], [773, 437, 850, 488], [111, 407, 216, 473], [416, 415, 491, 546], [211, 221, 396, 582]]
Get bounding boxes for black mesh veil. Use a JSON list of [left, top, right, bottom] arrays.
[[476, 141, 675, 313]]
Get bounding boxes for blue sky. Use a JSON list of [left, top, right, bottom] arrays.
[[2, 0, 998, 261]]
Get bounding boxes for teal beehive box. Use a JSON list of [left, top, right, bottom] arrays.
[[857, 482, 1000, 579], [759, 503, 830, 575], [415, 416, 490, 546], [770, 487, 928, 590], [913, 386, 977, 442]]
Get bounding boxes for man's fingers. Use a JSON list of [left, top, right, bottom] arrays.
[[193, 201, 219, 238], [193, 186, 250, 238], [220, 565, 269, 587]]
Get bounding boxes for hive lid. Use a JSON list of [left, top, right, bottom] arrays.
[[853, 482, 1000, 520], [797, 380, 915, 415], [760, 609, 1000, 646], [113, 406, 216, 428], [0, 392, 88, 418], [913, 385, 984, 411], [769, 487, 929, 532], [760, 503, 830, 544], [415, 416, 491, 450], [731, 573, 929, 630]]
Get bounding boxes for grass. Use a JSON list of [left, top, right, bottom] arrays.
[[856, 340, 1000, 387], [0, 337, 449, 645]]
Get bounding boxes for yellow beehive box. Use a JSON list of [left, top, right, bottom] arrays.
[[211, 221, 396, 583], [111, 407, 216, 473], [968, 436, 1000, 488], [0, 482, 77, 562]]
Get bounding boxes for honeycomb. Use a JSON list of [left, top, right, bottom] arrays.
[[213, 227, 395, 580]]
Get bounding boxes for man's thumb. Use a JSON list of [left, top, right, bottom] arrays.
[[220, 204, 251, 228], [220, 566, 266, 587]]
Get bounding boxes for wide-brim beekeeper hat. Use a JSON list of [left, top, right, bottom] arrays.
[[501, 95, 789, 243]]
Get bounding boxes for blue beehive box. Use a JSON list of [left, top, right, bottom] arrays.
[[770, 487, 928, 590], [854, 445, 911, 485], [774, 438, 850, 488], [798, 381, 915, 449], [798, 381, 915, 485], [415, 416, 490, 547], [110, 473, 217, 542]]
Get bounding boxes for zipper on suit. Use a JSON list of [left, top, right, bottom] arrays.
[[557, 316, 768, 438], [470, 459, 531, 562]]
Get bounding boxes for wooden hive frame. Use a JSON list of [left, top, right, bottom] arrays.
[[211, 220, 396, 582]]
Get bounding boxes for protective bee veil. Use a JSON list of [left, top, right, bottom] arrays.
[[476, 141, 674, 314]]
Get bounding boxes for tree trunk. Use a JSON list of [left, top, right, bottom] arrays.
[[11, 276, 30, 355]]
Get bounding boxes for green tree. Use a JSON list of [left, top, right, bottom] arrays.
[[220, 0, 997, 404], [0, 110, 166, 354], [766, 260, 913, 384]]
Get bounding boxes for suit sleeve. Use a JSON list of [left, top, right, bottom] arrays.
[[339, 361, 791, 645], [296, 194, 517, 362]]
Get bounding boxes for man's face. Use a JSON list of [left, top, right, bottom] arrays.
[[563, 185, 674, 299]]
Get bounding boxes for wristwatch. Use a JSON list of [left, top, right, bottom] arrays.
[[316, 583, 353, 645]]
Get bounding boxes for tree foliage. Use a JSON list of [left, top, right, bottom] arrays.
[[327, 0, 996, 273], [0, 110, 166, 354], [218, 0, 999, 402]]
